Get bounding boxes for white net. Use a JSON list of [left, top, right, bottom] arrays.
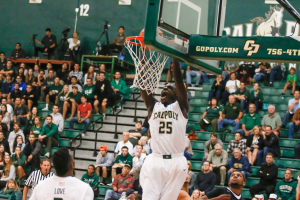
[[125, 37, 169, 95]]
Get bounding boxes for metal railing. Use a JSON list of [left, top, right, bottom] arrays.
[[92, 115, 104, 157], [132, 88, 141, 122], [113, 99, 124, 139]]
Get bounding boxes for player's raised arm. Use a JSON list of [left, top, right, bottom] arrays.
[[141, 89, 156, 116], [173, 59, 189, 115]]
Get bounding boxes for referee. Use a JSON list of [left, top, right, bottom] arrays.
[[22, 158, 53, 200]]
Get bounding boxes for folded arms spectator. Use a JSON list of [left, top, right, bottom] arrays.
[[208, 75, 225, 103]]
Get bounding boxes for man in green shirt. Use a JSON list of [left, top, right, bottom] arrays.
[[110, 71, 128, 99], [128, 120, 147, 147], [281, 67, 298, 95], [233, 82, 250, 112], [83, 78, 95, 104], [81, 165, 99, 198], [111, 146, 133, 185], [62, 86, 82, 120], [43, 77, 63, 111], [217, 95, 243, 133], [237, 103, 261, 137], [39, 115, 59, 157], [275, 169, 297, 200]]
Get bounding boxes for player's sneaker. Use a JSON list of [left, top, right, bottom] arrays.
[[107, 183, 112, 186], [81, 133, 86, 137]]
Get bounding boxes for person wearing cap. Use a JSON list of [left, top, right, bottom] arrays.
[[104, 164, 134, 200], [95, 145, 114, 185], [115, 132, 134, 157], [33, 28, 57, 59], [63, 85, 82, 120], [68, 76, 82, 93], [128, 120, 147, 147], [69, 95, 92, 137], [110, 146, 133, 186], [269, 193, 278, 200], [275, 169, 297, 200], [227, 132, 247, 157]]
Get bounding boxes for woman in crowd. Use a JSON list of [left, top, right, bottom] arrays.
[[246, 125, 264, 165], [0, 145, 6, 172], [222, 72, 240, 105], [187, 161, 196, 195], [33, 65, 39, 77], [67, 32, 80, 63], [0, 179, 22, 200], [30, 117, 43, 137], [84, 65, 96, 85], [191, 189, 201, 200], [249, 83, 264, 113], [208, 74, 225, 104], [19, 63, 28, 75], [69, 63, 83, 85], [11, 146, 27, 181], [16, 67, 25, 82], [25, 68, 35, 85], [12, 135, 25, 154], [0, 155, 15, 189], [199, 98, 222, 132], [24, 107, 38, 139], [56, 85, 69, 113], [23, 133, 41, 173], [0, 105, 10, 131], [99, 63, 109, 79]]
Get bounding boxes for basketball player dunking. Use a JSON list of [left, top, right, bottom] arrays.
[[139, 58, 189, 200]]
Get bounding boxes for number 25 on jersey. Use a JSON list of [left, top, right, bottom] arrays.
[[159, 121, 172, 134]]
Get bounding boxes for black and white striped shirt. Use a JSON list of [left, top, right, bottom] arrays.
[[25, 170, 54, 190]]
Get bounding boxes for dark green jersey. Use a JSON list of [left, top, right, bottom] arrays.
[[50, 84, 63, 95], [69, 92, 82, 104], [30, 126, 43, 136], [242, 113, 261, 130], [224, 103, 242, 119], [205, 106, 221, 120], [83, 85, 95, 99], [81, 172, 99, 189], [57, 93, 68, 107]]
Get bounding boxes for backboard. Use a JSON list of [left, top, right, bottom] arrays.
[[143, 0, 226, 74]]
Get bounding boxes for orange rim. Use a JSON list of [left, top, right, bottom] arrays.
[[125, 36, 149, 50]]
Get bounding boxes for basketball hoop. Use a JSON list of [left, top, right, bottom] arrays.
[[125, 36, 169, 95]]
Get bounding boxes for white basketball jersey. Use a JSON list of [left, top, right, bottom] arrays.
[[29, 175, 94, 200], [149, 101, 188, 155]]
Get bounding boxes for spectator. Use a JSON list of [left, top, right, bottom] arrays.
[[12, 76, 26, 92], [68, 76, 82, 92], [184, 136, 193, 160], [22, 84, 37, 110], [1, 75, 13, 98], [111, 71, 128, 99], [207, 143, 228, 186], [115, 132, 133, 156], [252, 63, 268, 84], [11, 146, 26, 181], [184, 82, 192, 103], [275, 169, 297, 200], [227, 148, 252, 179], [165, 60, 175, 84], [41, 69, 55, 101], [24, 106, 37, 137], [32, 69, 45, 98], [104, 164, 134, 200], [43, 105, 64, 133], [227, 132, 247, 157], [294, 141, 300, 159], [15, 67, 25, 82], [221, 72, 240, 105], [81, 165, 99, 198], [268, 194, 278, 200], [208, 75, 225, 103], [0, 105, 10, 131], [194, 161, 216, 196], [8, 123, 25, 153], [69, 63, 83, 85], [206, 171, 245, 200], [0, 60, 14, 77], [186, 66, 209, 87], [233, 82, 250, 111], [218, 95, 243, 133], [281, 68, 297, 95], [23, 158, 53, 199], [44, 63, 56, 78], [56, 63, 69, 85], [0, 155, 15, 189], [128, 120, 147, 147], [199, 98, 222, 132], [100, 26, 126, 56], [83, 78, 95, 105], [131, 144, 146, 176], [33, 28, 57, 59], [23, 133, 41, 173], [0, 179, 22, 200], [261, 105, 282, 137], [191, 189, 201, 200], [67, 32, 80, 63], [257, 126, 281, 166], [83, 66, 97, 85], [25, 69, 35, 86], [0, 132, 9, 155], [8, 83, 24, 107], [0, 145, 5, 171], [288, 108, 300, 138], [42, 77, 63, 110], [132, 136, 150, 155], [13, 97, 30, 125], [56, 85, 69, 112], [33, 65, 39, 77], [63, 86, 82, 120], [111, 146, 133, 185], [249, 83, 264, 112], [246, 126, 264, 165], [30, 116, 44, 137], [1, 99, 13, 122], [69, 95, 92, 136], [269, 63, 283, 86], [238, 104, 261, 137], [12, 135, 25, 154], [94, 72, 114, 118], [187, 161, 196, 195], [283, 91, 300, 128], [250, 153, 278, 198], [95, 145, 114, 186], [38, 115, 59, 157], [203, 133, 223, 162], [0, 52, 6, 71], [19, 63, 28, 75]]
